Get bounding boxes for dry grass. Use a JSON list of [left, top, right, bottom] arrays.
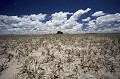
[[0, 34, 120, 79]]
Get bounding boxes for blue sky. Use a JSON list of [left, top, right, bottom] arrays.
[[0, 0, 120, 34]]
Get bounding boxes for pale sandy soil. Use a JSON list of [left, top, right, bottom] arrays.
[[0, 34, 120, 79]]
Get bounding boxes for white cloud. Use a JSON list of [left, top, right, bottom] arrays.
[[82, 17, 91, 22], [51, 12, 72, 20], [0, 13, 47, 34], [43, 8, 91, 33], [45, 12, 71, 27], [59, 8, 91, 33], [92, 11, 105, 17], [22, 14, 46, 21], [96, 27, 120, 33], [96, 13, 120, 24], [88, 20, 96, 28], [87, 13, 120, 33], [0, 8, 91, 34], [0, 9, 120, 34], [70, 8, 91, 21]]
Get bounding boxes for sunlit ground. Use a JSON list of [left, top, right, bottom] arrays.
[[0, 33, 120, 79]]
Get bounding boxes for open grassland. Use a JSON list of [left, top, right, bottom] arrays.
[[0, 34, 120, 79]]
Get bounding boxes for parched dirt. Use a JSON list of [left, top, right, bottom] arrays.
[[0, 34, 120, 79]]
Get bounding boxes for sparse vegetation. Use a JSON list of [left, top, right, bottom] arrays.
[[0, 33, 120, 79]]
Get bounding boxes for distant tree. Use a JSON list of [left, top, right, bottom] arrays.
[[57, 31, 63, 34]]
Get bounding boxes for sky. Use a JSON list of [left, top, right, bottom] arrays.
[[0, 0, 120, 34]]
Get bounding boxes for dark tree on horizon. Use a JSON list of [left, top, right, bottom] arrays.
[[57, 31, 63, 34]]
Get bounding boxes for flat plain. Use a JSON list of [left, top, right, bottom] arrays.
[[0, 33, 120, 79]]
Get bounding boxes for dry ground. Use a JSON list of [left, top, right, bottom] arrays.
[[0, 34, 120, 79]]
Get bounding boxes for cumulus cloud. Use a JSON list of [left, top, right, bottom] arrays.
[[0, 8, 120, 34], [82, 17, 91, 22], [96, 26, 120, 33], [87, 13, 120, 33], [51, 12, 72, 20], [60, 8, 91, 33], [45, 12, 71, 27], [92, 11, 105, 17], [96, 13, 120, 24], [70, 8, 91, 21], [88, 20, 96, 28], [0, 13, 47, 34]]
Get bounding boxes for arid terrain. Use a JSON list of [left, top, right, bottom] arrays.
[[0, 34, 120, 79]]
